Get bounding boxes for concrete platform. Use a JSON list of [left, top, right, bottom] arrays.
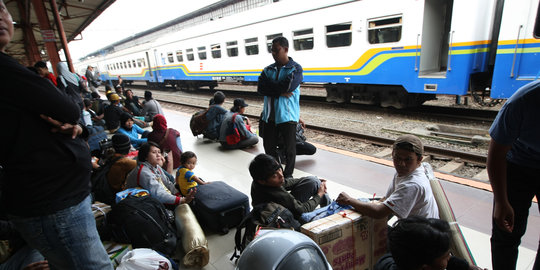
[[162, 108, 538, 270]]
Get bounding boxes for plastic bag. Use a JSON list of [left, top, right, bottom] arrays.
[[116, 248, 172, 270], [115, 188, 150, 203]]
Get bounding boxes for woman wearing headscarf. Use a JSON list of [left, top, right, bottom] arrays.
[[147, 114, 183, 170], [117, 113, 148, 149], [56, 61, 83, 110]]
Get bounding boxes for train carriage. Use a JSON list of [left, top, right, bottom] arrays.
[[75, 0, 540, 108]]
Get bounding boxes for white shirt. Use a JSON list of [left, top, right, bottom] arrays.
[[383, 166, 439, 219]]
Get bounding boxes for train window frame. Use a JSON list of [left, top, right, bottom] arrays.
[[293, 28, 314, 51], [167, 52, 174, 63], [142, 58, 146, 67], [128, 61, 132, 68], [198, 46, 207, 60], [123, 62, 127, 69], [186, 48, 195, 61], [137, 59, 142, 68], [211, 43, 222, 59], [245, 37, 259, 56], [115, 63, 119, 70], [326, 22, 352, 48], [266, 33, 283, 53], [367, 15, 402, 44], [176, 50, 184, 62], [226, 41, 239, 57]]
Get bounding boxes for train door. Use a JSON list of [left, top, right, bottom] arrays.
[[145, 51, 155, 81], [152, 49, 163, 82], [418, 0, 454, 77], [491, 0, 540, 97]]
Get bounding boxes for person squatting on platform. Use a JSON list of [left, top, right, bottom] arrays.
[[0, 1, 113, 268], [257, 37, 303, 179], [219, 98, 259, 149], [249, 154, 330, 221], [487, 79, 540, 270], [337, 135, 439, 220]]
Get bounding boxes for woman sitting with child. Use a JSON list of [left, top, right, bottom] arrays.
[[125, 142, 194, 207], [117, 113, 148, 149], [147, 114, 183, 170], [219, 98, 259, 149]]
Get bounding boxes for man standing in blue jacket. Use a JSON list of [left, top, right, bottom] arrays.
[[257, 37, 303, 179]]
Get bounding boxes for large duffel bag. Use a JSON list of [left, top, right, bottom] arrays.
[[108, 195, 177, 257], [192, 181, 249, 234]]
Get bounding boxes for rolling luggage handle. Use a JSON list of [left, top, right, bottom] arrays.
[[218, 204, 246, 234]]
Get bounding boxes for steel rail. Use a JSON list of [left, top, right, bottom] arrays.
[[158, 98, 488, 165]]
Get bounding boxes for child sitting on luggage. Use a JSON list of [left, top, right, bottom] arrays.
[[176, 151, 209, 196]]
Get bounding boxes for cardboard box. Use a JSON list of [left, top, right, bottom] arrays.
[[301, 210, 387, 270]]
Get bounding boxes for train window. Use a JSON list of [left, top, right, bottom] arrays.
[[124, 62, 128, 69], [198, 46, 207, 60], [186, 48, 194, 61], [137, 59, 141, 68], [115, 63, 119, 70], [245, 37, 259, 55], [367, 16, 402, 44], [326, 22, 352, 48], [211, 43, 221, 58], [142, 58, 146, 67], [132, 60, 136, 68], [128, 61, 132, 68], [293, 28, 314, 51], [176, 50, 183, 62], [227, 41, 239, 57], [167, 52, 174, 63], [266, 33, 283, 52]]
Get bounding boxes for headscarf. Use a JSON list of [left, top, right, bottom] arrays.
[[148, 114, 181, 169], [152, 114, 167, 131], [56, 62, 79, 86]]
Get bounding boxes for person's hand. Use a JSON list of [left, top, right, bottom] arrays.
[[23, 261, 49, 270], [299, 118, 306, 128], [493, 199, 514, 232], [317, 181, 327, 197], [182, 189, 196, 204], [40, 115, 82, 139], [336, 192, 353, 206], [165, 151, 173, 164]]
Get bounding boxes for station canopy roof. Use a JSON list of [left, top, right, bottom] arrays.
[[5, 0, 115, 64]]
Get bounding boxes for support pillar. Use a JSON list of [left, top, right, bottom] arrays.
[[31, 0, 61, 76], [17, 0, 40, 66], [49, 0, 74, 72]]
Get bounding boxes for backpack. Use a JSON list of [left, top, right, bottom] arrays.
[[230, 202, 301, 262], [91, 156, 123, 205], [225, 113, 242, 145], [108, 195, 177, 257], [189, 109, 209, 136]]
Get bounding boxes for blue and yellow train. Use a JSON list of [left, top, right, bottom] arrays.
[[76, 0, 540, 108]]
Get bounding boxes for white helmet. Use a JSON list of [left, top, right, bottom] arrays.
[[236, 230, 332, 270]]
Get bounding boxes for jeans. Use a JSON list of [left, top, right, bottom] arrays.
[[0, 245, 45, 270], [288, 176, 331, 209], [263, 121, 297, 178], [9, 195, 113, 270], [491, 161, 540, 270]]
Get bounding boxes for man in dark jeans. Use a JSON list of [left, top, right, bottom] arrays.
[[487, 80, 540, 270], [257, 37, 303, 179]]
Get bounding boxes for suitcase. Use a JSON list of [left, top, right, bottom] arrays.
[[192, 181, 250, 234]]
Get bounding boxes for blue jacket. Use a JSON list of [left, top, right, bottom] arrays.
[[118, 124, 147, 148], [257, 57, 303, 125]]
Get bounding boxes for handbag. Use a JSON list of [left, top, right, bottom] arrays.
[[226, 113, 242, 145]]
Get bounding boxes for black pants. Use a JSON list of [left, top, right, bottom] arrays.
[[262, 121, 297, 178], [491, 161, 540, 270], [296, 141, 316, 156]]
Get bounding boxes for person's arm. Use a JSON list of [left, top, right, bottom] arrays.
[[336, 192, 393, 219], [487, 139, 514, 232]]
